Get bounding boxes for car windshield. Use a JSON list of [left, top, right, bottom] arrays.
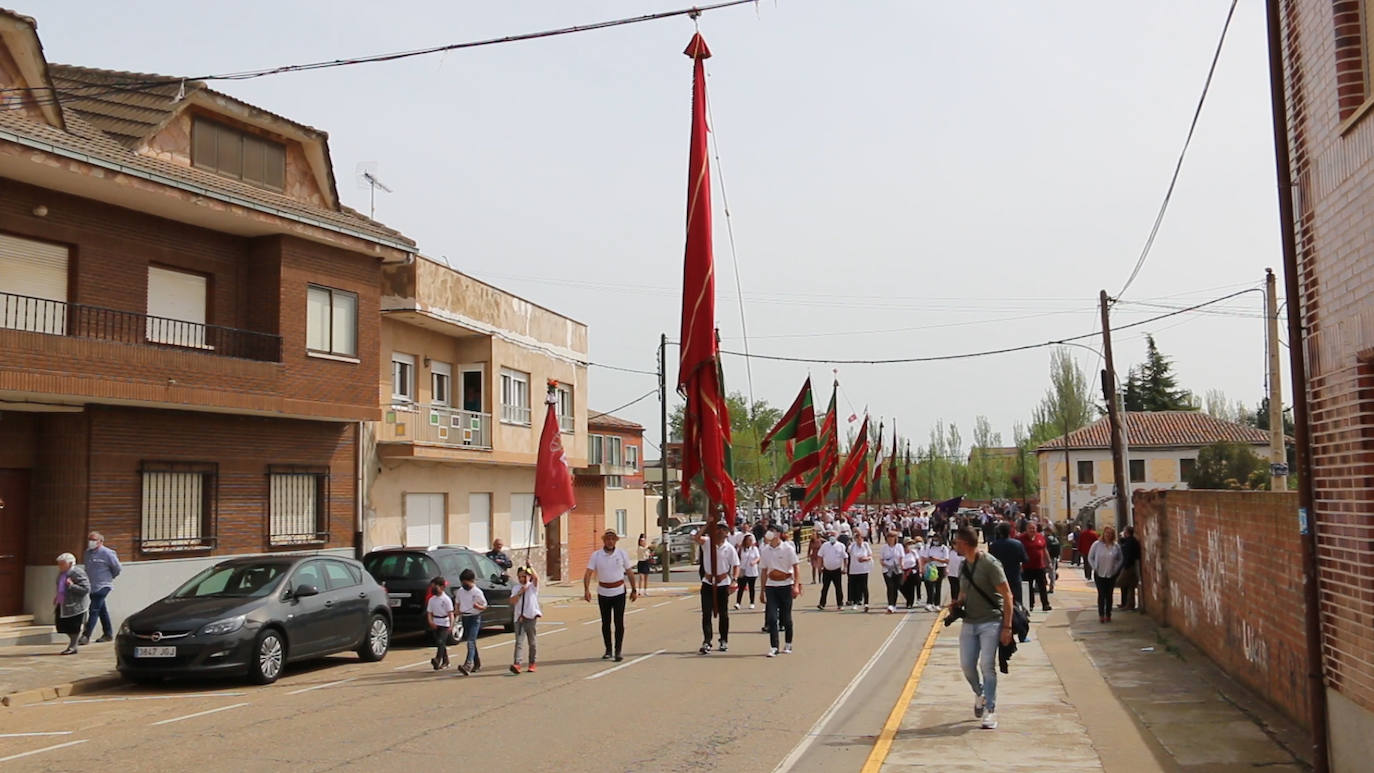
[[171, 564, 287, 599]]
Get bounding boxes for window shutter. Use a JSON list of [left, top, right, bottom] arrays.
[[146, 266, 208, 347], [0, 234, 68, 334]]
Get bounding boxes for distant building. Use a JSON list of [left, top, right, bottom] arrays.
[[1035, 412, 1270, 527], [570, 412, 658, 574]]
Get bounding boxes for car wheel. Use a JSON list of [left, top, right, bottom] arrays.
[[358, 614, 390, 662], [249, 629, 286, 685]]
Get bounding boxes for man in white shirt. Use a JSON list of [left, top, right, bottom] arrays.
[[817, 533, 848, 611], [760, 526, 802, 656], [847, 532, 874, 612], [696, 523, 740, 654], [584, 529, 638, 662]]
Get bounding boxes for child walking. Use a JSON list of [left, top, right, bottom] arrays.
[[509, 566, 542, 674], [425, 576, 453, 670], [454, 568, 487, 675]]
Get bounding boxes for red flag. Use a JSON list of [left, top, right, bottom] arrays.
[[676, 32, 736, 521], [534, 386, 576, 525], [888, 425, 899, 503], [838, 416, 870, 513]]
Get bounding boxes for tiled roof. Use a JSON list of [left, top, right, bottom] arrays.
[[588, 412, 644, 431], [0, 62, 413, 249], [1036, 411, 1272, 452]]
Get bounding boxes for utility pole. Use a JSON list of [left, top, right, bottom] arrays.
[[1062, 411, 1072, 524], [1100, 290, 1131, 531], [659, 333, 673, 582], [1266, 268, 1288, 490]]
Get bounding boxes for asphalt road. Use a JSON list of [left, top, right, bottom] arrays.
[[0, 584, 941, 772]]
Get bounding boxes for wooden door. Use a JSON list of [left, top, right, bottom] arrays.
[[0, 470, 30, 616]]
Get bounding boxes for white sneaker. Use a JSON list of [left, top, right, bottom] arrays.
[[981, 711, 998, 729], [733, 603, 740, 610], [927, 604, 939, 612], [974, 695, 986, 718], [782, 644, 793, 655], [749, 603, 755, 610], [887, 605, 896, 614], [766, 647, 778, 658]]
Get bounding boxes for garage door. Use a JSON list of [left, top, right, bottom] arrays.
[[404, 493, 445, 547]]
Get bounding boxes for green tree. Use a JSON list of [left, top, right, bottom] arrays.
[[670, 392, 783, 512], [967, 415, 1010, 499], [1029, 348, 1098, 446], [1011, 422, 1037, 501], [1122, 335, 1196, 412], [1187, 441, 1267, 490]]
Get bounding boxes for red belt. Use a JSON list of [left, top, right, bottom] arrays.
[[599, 580, 625, 589]]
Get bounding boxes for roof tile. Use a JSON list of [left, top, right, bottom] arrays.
[[1036, 411, 1272, 452]]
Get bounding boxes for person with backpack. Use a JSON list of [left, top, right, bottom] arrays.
[[947, 525, 1015, 730], [919, 535, 950, 611]]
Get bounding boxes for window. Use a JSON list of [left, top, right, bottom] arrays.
[[1129, 459, 1146, 483], [1076, 460, 1094, 485], [510, 493, 539, 548], [627, 445, 639, 472], [606, 436, 624, 467], [1179, 457, 1196, 482], [268, 466, 328, 545], [431, 361, 452, 406], [460, 367, 484, 412], [192, 117, 286, 189], [392, 353, 415, 403], [607, 475, 624, 490], [500, 368, 531, 425], [306, 285, 357, 357], [589, 434, 604, 464], [469, 493, 491, 550], [139, 462, 216, 551], [556, 383, 574, 433], [322, 560, 360, 589], [0, 233, 68, 334], [615, 509, 628, 537], [146, 266, 208, 348]]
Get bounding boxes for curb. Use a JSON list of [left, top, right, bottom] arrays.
[[2, 673, 124, 708]]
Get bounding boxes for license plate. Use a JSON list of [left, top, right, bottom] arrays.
[[388, 598, 402, 607], [134, 646, 176, 658]]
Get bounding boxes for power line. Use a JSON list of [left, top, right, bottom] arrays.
[[1114, 0, 1239, 301], [589, 389, 658, 419], [588, 361, 658, 377]]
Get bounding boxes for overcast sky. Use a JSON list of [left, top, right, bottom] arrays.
[[35, 0, 1286, 455]]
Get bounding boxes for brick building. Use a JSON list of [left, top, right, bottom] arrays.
[[1278, 0, 1374, 764], [0, 10, 414, 623], [569, 413, 658, 576]]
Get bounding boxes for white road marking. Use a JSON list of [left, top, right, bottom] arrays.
[[150, 702, 249, 726], [479, 628, 565, 651], [581, 619, 600, 626], [42, 692, 246, 706], [771, 613, 910, 773], [0, 731, 73, 738], [584, 649, 666, 681], [286, 677, 357, 695], [652, 601, 673, 608], [0, 739, 88, 763], [626, 609, 644, 616]]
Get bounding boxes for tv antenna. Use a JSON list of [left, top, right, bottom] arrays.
[[355, 161, 393, 219]]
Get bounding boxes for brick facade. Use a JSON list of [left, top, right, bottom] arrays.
[[1282, 0, 1374, 742], [1133, 489, 1308, 729]]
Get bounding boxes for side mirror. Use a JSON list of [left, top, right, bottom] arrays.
[[293, 584, 320, 599], [494, 573, 509, 585]]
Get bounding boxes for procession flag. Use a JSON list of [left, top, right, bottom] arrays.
[[534, 383, 577, 525], [676, 31, 736, 524], [888, 424, 899, 503], [801, 380, 839, 515], [763, 378, 820, 489], [838, 415, 870, 513], [870, 420, 885, 494]]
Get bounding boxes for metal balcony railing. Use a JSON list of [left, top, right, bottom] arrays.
[[0, 291, 281, 362], [385, 404, 493, 450], [501, 403, 532, 426]]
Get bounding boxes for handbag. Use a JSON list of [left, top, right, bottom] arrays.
[[966, 559, 1030, 637]]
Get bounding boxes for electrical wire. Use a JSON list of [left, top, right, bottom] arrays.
[[1114, 0, 1239, 302], [588, 361, 658, 377], [589, 389, 658, 419]]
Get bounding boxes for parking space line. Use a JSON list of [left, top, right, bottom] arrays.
[[0, 739, 88, 763], [286, 677, 357, 695], [0, 731, 73, 738], [584, 649, 666, 681], [581, 619, 600, 626], [393, 659, 433, 671], [45, 692, 246, 705], [150, 702, 249, 726], [480, 628, 565, 651]]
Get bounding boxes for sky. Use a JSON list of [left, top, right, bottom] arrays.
[[33, 0, 1288, 457]]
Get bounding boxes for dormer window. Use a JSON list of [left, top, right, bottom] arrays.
[[191, 117, 285, 190]]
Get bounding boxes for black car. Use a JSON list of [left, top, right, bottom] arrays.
[[362, 546, 514, 635], [116, 555, 392, 685]]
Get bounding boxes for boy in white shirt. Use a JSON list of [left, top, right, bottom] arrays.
[[509, 566, 541, 674], [454, 568, 487, 675], [425, 576, 454, 670]]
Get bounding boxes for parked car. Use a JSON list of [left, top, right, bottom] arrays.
[[653, 521, 706, 562], [361, 546, 514, 636], [116, 555, 392, 685]]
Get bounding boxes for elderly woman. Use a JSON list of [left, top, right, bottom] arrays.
[[54, 552, 91, 655]]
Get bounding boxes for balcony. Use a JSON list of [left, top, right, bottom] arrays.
[[1, 291, 281, 362], [559, 413, 574, 433], [500, 403, 531, 426], [382, 403, 492, 450]]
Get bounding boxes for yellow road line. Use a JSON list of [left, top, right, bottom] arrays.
[[859, 611, 945, 773]]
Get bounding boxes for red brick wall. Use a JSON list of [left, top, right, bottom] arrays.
[[1284, 0, 1374, 719], [29, 412, 90, 562], [1134, 489, 1308, 728], [570, 476, 607, 576], [84, 406, 356, 560]]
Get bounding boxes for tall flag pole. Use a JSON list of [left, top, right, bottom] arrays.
[[888, 422, 900, 504], [837, 415, 871, 513], [533, 380, 577, 565], [761, 377, 820, 489], [802, 380, 839, 515], [870, 420, 885, 505], [902, 440, 912, 502]]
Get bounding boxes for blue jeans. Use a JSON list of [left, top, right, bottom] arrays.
[[83, 587, 112, 638], [959, 621, 1001, 713], [460, 614, 481, 666]]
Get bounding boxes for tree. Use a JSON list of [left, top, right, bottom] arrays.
[[670, 392, 783, 512], [1202, 389, 1248, 423], [1187, 441, 1267, 490], [967, 415, 1011, 499], [1029, 348, 1098, 447], [1252, 395, 1297, 488], [1122, 335, 1196, 412]]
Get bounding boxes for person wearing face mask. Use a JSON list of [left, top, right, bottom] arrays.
[[880, 531, 905, 614], [847, 532, 873, 612], [80, 531, 121, 645], [816, 532, 848, 611], [759, 527, 802, 656], [900, 538, 921, 609]]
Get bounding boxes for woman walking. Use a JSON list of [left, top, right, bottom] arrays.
[[880, 531, 905, 614], [53, 553, 90, 655], [807, 530, 823, 585], [1087, 525, 1123, 623], [899, 538, 920, 609], [735, 534, 760, 610], [635, 534, 652, 596]]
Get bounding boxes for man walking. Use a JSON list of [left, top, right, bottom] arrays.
[[1117, 525, 1141, 611], [80, 531, 121, 645], [584, 529, 637, 661], [988, 523, 1029, 642], [817, 532, 847, 610], [760, 526, 802, 657], [1017, 523, 1051, 612], [697, 523, 740, 654], [948, 526, 1014, 730]]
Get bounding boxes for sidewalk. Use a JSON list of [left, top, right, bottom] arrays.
[[878, 572, 1310, 772]]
